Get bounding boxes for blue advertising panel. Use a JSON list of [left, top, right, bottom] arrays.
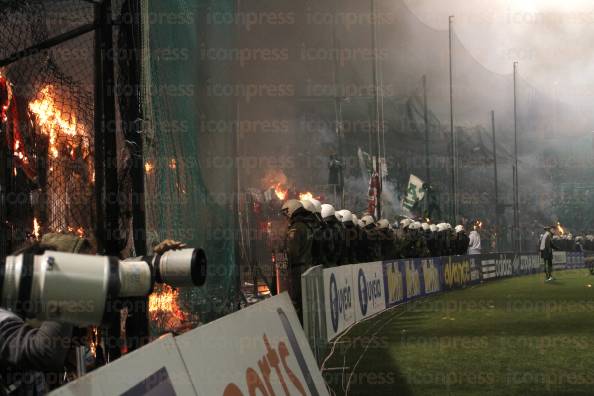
[[567, 252, 585, 269], [403, 259, 423, 300], [353, 262, 387, 322], [323, 266, 356, 341], [383, 260, 406, 308], [479, 254, 499, 281], [442, 255, 481, 290], [420, 257, 442, 295], [515, 254, 542, 276]]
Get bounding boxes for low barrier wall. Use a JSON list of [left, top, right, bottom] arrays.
[[301, 252, 586, 362], [53, 293, 330, 396]]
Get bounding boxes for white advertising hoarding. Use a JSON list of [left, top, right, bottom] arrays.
[[352, 262, 386, 322], [176, 293, 329, 396], [323, 266, 356, 341], [51, 334, 195, 396]]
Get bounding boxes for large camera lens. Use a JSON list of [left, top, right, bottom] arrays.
[[150, 248, 207, 288], [1, 252, 117, 325], [0, 247, 207, 326]]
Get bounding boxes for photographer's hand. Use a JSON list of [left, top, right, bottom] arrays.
[[153, 239, 187, 255]]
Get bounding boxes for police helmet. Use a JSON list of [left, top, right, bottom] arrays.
[[300, 200, 316, 213], [337, 209, 353, 223], [376, 219, 390, 229], [400, 218, 412, 229], [308, 198, 322, 214], [361, 215, 375, 227], [321, 204, 335, 219], [281, 200, 303, 218]]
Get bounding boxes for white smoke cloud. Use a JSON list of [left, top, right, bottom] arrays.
[[404, 0, 594, 113]]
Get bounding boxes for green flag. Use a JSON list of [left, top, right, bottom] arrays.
[[402, 174, 425, 211]]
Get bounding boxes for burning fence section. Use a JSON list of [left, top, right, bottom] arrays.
[[266, 183, 316, 205], [148, 284, 197, 334], [0, 70, 94, 246], [261, 170, 321, 206], [22, 80, 191, 334], [28, 84, 94, 236]]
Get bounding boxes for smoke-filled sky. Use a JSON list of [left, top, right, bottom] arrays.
[[405, 0, 594, 114]]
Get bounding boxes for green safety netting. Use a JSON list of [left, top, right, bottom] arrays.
[[142, 0, 239, 333]]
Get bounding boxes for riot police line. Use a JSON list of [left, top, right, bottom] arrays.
[[281, 198, 477, 270], [280, 197, 594, 326], [281, 197, 484, 321]]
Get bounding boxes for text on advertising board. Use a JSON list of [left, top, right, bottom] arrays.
[[422, 259, 440, 294], [384, 261, 404, 306], [329, 273, 352, 333], [357, 268, 382, 316]]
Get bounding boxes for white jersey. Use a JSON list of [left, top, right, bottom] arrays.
[[468, 230, 481, 255]]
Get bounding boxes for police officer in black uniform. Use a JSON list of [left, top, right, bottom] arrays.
[[376, 219, 399, 260], [337, 210, 359, 265], [320, 204, 345, 267], [453, 225, 470, 255], [282, 200, 314, 321], [360, 215, 382, 262], [300, 199, 327, 267]]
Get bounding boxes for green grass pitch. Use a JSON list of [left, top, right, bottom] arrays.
[[324, 269, 594, 396]]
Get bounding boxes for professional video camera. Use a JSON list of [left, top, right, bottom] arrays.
[[0, 248, 206, 326]]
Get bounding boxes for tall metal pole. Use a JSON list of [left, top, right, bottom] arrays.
[[423, 75, 430, 184], [95, 0, 122, 362], [371, 0, 382, 218], [336, 99, 345, 208], [119, 0, 149, 355], [331, 0, 345, 208], [513, 61, 520, 251], [448, 16, 457, 223], [491, 110, 499, 250], [234, 0, 243, 303], [423, 75, 431, 216], [95, 0, 120, 256], [122, 0, 146, 258]]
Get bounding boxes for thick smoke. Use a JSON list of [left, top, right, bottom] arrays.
[[232, 0, 594, 237]]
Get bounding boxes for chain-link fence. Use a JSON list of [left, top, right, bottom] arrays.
[[0, 1, 100, 255]]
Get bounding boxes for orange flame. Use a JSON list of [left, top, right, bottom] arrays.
[[557, 222, 565, 235], [299, 192, 313, 201], [144, 161, 154, 174], [13, 139, 29, 165], [0, 73, 12, 122], [66, 225, 85, 238], [28, 85, 86, 159], [258, 284, 271, 296], [88, 327, 99, 358], [33, 218, 41, 240], [148, 284, 186, 323], [272, 183, 288, 201]]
